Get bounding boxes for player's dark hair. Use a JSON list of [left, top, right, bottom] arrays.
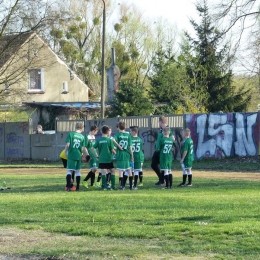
[[130, 126, 138, 134], [90, 125, 98, 131], [101, 125, 110, 134], [118, 121, 126, 130]]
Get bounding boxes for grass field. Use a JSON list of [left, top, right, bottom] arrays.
[[0, 164, 260, 260]]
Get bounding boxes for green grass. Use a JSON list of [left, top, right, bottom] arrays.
[[1, 156, 260, 171], [0, 171, 260, 259]]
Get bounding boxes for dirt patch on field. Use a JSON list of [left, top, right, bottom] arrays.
[[0, 168, 259, 181]]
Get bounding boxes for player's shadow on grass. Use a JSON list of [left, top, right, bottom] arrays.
[[0, 185, 66, 193], [176, 216, 212, 222]]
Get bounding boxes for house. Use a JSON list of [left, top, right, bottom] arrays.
[[0, 32, 100, 128]]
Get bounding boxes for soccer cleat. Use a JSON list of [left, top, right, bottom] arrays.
[[187, 184, 193, 187], [65, 187, 68, 191], [178, 183, 186, 187], [95, 182, 101, 188], [83, 182, 88, 189], [119, 186, 125, 190], [155, 181, 161, 185], [162, 186, 169, 189], [106, 185, 111, 189], [71, 186, 77, 191], [111, 187, 117, 190], [138, 183, 143, 187], [132, 186, 138, 190]]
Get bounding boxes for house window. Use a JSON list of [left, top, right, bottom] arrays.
[[28, 68, 44, 91]]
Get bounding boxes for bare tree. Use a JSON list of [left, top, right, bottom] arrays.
[[0, 0, 57, 104], [214, 0, 260, 35]]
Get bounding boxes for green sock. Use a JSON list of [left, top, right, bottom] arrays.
[[102, 175, 107, 189], [111, 175, 116, 189]]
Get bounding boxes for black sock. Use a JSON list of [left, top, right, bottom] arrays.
[[169, 174, 173, 187], [139, 171, 143, 183], [123, 175, 128, 187], [97, 172, 102, 182], [188, 175, 192, 184], [160, 171, 165, 184], [119, 177, 123, 187], [164, 174, 169, 188], [90, 172, 95, 186], [129, 176, 133, 189], [66, 174, 71, 189], [183, 174, 187, 184], [76, 176, 80, 190], [134, 175, 138, 187], [83, 171, 93, 182], [106, 172, 111, 184]]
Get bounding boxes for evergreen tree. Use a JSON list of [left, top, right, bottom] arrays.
[[185, 0, 251, 112], [149, 48, 206, 114], [106, 80, 153, 117]]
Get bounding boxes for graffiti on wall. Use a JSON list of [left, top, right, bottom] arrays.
[[5, 132, 25, 157], [141, 130, 157, 144], [186, 113, 259, 159]]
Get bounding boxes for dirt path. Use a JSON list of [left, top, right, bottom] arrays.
[[0, 168, 259, 181]]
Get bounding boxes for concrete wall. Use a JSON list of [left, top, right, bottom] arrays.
[[186, 112, 260, 159]]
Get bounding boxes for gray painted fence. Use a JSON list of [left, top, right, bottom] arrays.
[[0, 115, 184, 161]]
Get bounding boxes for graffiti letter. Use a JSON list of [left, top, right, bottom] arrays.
[[234, 113, 257, 156], [208, 114, 233, 156], [196, 115, 216, 158]]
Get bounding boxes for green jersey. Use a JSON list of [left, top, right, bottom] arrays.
[[114, 131, 132, 161], [155, 127, 174, 149], [66, 131, 87, 160], [93, 136, 114, 163], [131, 136, 144, 163], [157, 137, 174, 163], [182, 137, 194, 165]]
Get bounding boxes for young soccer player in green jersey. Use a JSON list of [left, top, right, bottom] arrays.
[[153, 116, 175, 186], [179, 128, 194, 187], [130, 126, 144, 189], [92, 125, 116, 190], [64, 122, 89, 191], [156, 127, 174, 189], [83, 125, 99, 188], [114, 121, 134, 190]]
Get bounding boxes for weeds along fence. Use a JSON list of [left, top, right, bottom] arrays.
[[1, 112, 259, 161]]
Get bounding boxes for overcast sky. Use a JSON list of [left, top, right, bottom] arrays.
[[118, 0, 198, 33]]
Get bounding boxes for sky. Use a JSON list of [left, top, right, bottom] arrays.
[[121, 0, 198, 33]]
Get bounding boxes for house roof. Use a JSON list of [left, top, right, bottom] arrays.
[[24, 101, 103, 109], [0, 32, 32, 68]]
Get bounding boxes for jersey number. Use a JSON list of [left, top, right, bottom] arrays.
[[73, 139, 81, 148], [132, 143, 140, 152], [119, 140, 128, 149], [163, 144, 172, 153]]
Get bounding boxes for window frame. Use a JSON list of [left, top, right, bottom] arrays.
[[27, 68, 44, 93]]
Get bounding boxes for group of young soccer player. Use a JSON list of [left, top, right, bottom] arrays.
[[62, 117, 194, 191], [62, 121, 144, 191]]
